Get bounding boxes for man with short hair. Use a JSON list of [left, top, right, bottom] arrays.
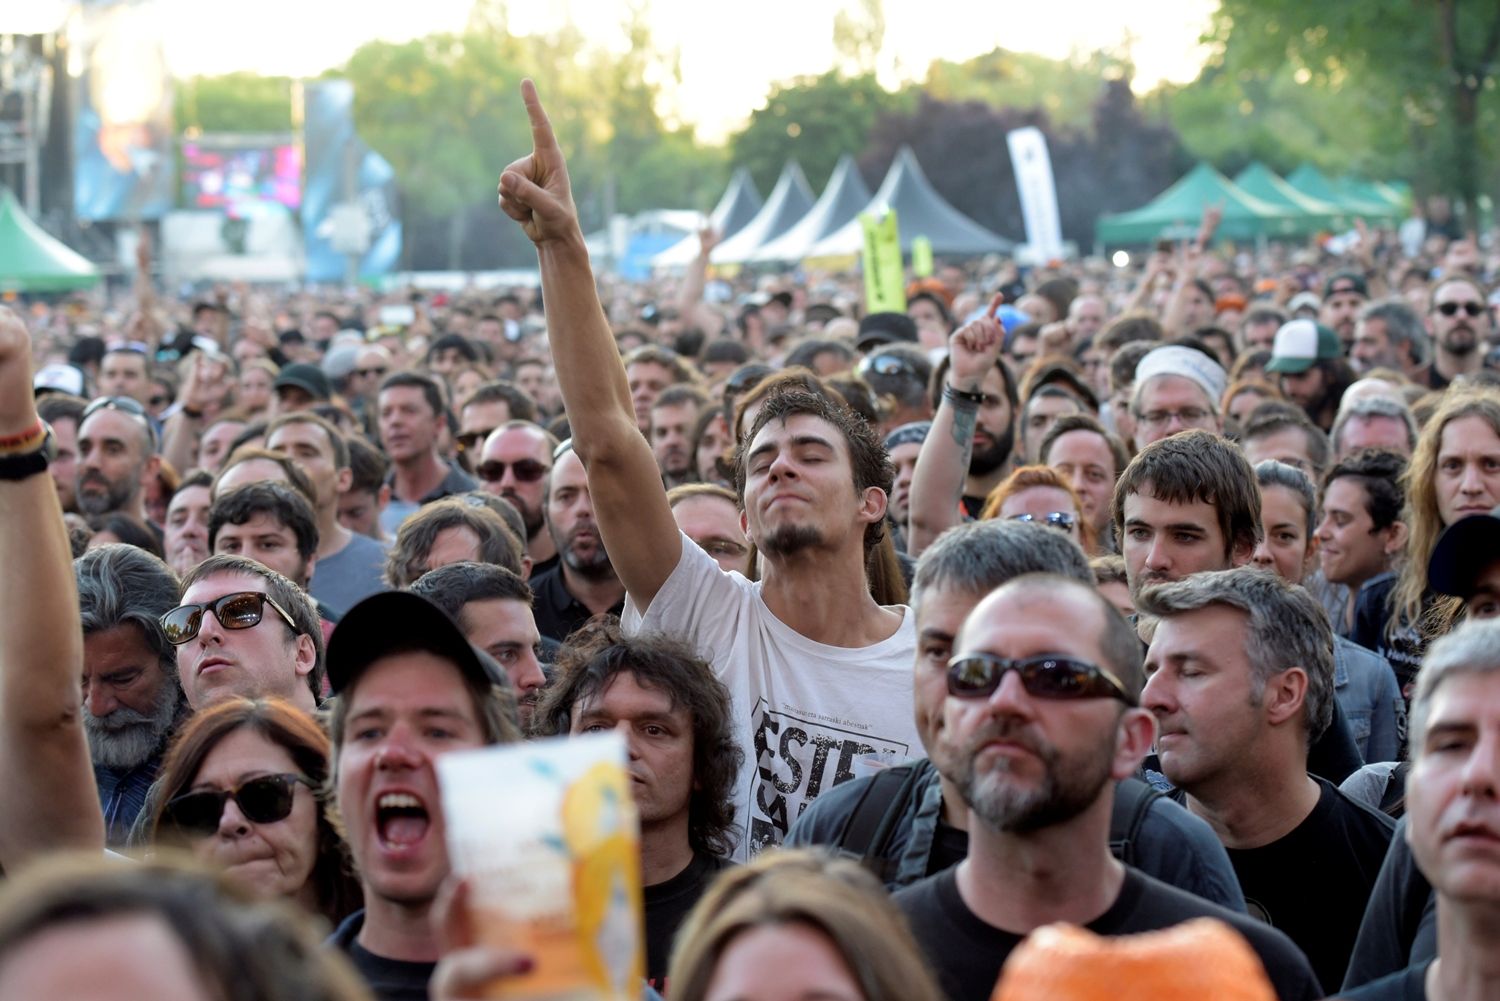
[[455, 380, 537, 470], [209, 481, 321, 592], [650, 384, 708, 488], [1066, 293, 1107, 344], [1425, 275, 1492, 389], [1331, 396, 1419, 459], [894, 573, 1321, 1001], [163, 471, 213, 576], [168, 553, 323, 711], [1129, 345, 1225, 448], [1240, 305, 1288, 354], [339, 435, 392, 541], [474, 421, 557, 575], [98, 348, 150, 404], [1343, 618, 1500, 999], [1240, 405, 1332, 481], [499, 84, 919, 857], [76, 544, 186, 845], [1039, 414, 1128, 548], [882, 421, 929, 540], [325, 591, 518, 1001], [76, 397, 159, 525], [1352, 299, 1429, 379], [787, 520, 1246, 912], [1019, 385, 1083, 464], [529, 446, 625, 643], [37, 394, 84, 512], [267, 412, 387, 616], [1317, 449, 1409, 637], [196, 417, 249, 474], [407, 561, 547, 726], [624, 345, 696, 434], [532, 625, 742, 991], [1140, 568, 1395, 993], [377, 372, 476, 537], [1321, 271, 1370, 351]]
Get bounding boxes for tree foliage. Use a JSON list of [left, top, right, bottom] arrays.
[[175, 73, 294, 133]]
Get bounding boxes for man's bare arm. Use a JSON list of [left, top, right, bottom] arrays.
[[0, 306, 104, 867], [497, 81, 681, 608]]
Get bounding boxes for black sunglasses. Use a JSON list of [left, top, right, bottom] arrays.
[[161, 591, 301, 646], [1437, 301, 1486, 317], [475, 458, 549, 483], [857, 353, 919, 380], [1007, 511, 1077, 531], [947, 652, 1136, 705], [163, 773, 311, 836]]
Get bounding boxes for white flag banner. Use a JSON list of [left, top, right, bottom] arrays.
[[1006, 126, 1064, 263]]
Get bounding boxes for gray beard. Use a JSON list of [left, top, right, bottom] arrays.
[[85, 681, 180, 771], [561, 543, 615, 580], [954, 722, 1114, 834]]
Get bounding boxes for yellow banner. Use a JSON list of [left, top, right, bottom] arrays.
[[912, 235, 933, 278], [860, 210, 906, 314]]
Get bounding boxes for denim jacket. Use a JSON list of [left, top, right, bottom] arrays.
[[1334, 636, 1406, 764]]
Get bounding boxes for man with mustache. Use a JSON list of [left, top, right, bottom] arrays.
[[76, 396, 159, 528], [893, 573, 1320, 1001], [528, 443, 624, 643], [475, 421, 558, 577], [76, 544, 187, 845], [1424, 275, 1493, 390], [1139, 568, 1396, 994]]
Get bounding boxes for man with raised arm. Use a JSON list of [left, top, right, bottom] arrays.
[[498, 82, 919, 857], [0, 305, 105, 867]]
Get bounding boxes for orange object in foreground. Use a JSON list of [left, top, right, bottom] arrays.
[[991, 917, 1279, 1001]]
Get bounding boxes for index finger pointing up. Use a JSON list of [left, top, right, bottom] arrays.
[[520, 79, 559, 154]]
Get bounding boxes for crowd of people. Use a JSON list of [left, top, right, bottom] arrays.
[[0, 80, 1498, 1000]]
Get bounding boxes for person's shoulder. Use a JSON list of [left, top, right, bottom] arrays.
[[1123, 871, 1311, 965], [1318, 776, 1399, 837], [342, 531, 389, 557], [1339, 962, 1431, 1000], [891, 863, 958, 913]]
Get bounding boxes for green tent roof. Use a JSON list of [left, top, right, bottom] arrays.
[[1096, 162, 1301, 245], [1233, 162, 1345, 233], [1334, 176, 1409, 216], [1285, 164, 1395, 221], [0, 188, 100, 293]]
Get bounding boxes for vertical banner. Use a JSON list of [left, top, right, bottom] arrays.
[[860, 209, 906, 314], [911, 235, 934, 278], [1006, 126, 1064, 263]]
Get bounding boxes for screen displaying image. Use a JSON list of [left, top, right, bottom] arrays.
[[182, 143, 301, 211]]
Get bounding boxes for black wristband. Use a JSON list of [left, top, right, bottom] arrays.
[[943, 384, 985, 408]]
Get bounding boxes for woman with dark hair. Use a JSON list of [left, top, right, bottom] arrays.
[[145, 696, 361, 927]]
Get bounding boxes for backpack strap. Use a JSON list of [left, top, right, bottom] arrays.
[[835, 761, 927, 880], [1109, 776, 1164, 868]]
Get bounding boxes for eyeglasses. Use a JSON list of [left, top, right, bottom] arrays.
[[1008, 511, 1077, 531], [160, 591, 301, 646], [355, 366, 389, 378], [1436, 301, 1486, 317], [857, 353, 919, 380], [82, 395, 159, 448], [475, 458, 549, 483], [455, 429, 496, 453], [162, 773, 312, 836], [947, 652, 1136, 705], [1136, 407, 1212, 429]]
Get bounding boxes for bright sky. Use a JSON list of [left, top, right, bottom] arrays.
[[147, 0, 1216, 143]]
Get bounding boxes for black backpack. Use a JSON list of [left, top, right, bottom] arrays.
[[834, 759, 1163, 883]]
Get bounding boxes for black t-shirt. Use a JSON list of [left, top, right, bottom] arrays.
[[1225, 778, 1395, 994], [926, 820, 968, 876], [644, 852, 730, 993], [893, 866, 1321, 1001], [1343, 817, 1438, 991], [1341, 961, 1431, 1000], [326, 909, 434, 1001], [529, 565, 624, 643]]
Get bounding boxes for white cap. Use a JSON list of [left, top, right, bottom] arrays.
[[33, 363, 85, 397], [1134, 345, 1227, 405]]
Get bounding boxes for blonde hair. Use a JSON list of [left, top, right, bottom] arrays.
[[667, 849, 944, 1001]]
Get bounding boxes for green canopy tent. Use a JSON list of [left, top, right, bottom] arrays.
[[1334, 176, 1410, 217], [1095, 162, 1301, 245], [1233, 162, 1346, 234], [1285, 164, 1395, 221], [0, 188, 100, 293]]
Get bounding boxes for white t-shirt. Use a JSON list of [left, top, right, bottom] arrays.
[[623, 533, 920, 859]]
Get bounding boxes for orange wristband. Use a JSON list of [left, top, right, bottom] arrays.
[[0, 419, 44, 452]]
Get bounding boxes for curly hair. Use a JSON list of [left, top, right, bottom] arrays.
[[531, 620, 742, 859]]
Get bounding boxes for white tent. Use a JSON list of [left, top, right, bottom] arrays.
[[712, 161, 815, 264], [750, 154, 872, 263], [807, 146, 1012, 257], [650, 168, 764, 268]]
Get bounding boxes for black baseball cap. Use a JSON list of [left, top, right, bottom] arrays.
[[856, 312, 919, 352], [325, 591, 503, 696], [1428, 506, 1500, 599], [274, 363, 332, 401], [1323, 272, 1369, 300]]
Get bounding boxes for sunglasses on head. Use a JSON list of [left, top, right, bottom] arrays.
[[163, 773, 311, 836], [857, 353, 918, 380], [160, 591, 301, 646], [83, 395, 159, 447], [1437, 301, 1486, 317], [947, 652, 1136, 705], [1008, 511, 1077, 531], [475, 458, 549, 483]]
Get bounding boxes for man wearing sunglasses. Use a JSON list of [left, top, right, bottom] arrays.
[[1426, 275, 1493, 390], [167, 553, 323, 712], [1139, 568, 1395, 994], [76, 395, 159, 529], [893, 573, 1320, 1001], [475, 421, 558, 576]]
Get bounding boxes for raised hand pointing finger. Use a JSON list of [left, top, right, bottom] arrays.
[[498, 79, 580, 247]]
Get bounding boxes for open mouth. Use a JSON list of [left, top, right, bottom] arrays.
[[376, 792, 430, 848]]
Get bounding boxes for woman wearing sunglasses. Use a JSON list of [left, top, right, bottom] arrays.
[[145, 696, 361, 927], [979, 464, 1098, 555]]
